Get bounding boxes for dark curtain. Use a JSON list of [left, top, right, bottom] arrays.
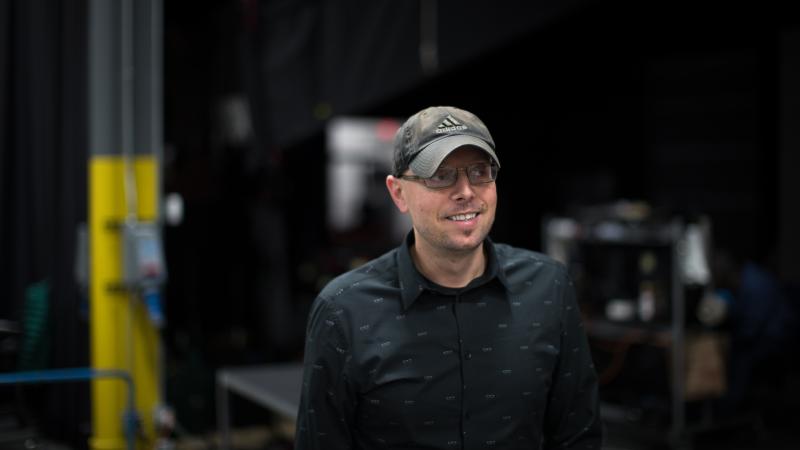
[[0, 0, 90, 447], [245, 0, 590, 150]]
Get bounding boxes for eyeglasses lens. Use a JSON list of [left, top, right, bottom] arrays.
[[425, 163, 497, 188]]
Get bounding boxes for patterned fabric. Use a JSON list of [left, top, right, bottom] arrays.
[[295, 232, 602, 450]]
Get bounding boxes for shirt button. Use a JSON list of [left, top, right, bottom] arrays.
[[464, 352, 473, 360]]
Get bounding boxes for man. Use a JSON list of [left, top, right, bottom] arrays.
[[295, 106, 602, 449]]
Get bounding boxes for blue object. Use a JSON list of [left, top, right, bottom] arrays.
[[0, 368, 137, 450], [144, 289, 165, 328]]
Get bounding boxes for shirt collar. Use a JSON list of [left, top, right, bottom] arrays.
[[397, 230, 510, 310]]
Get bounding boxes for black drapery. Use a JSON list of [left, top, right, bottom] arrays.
[[243, 0, 590, 151], [0, 0, 89, 446]]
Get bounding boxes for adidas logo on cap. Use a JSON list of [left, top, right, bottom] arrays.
[[435, 115, 468, 134]]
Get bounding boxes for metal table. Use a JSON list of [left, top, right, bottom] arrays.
[[216, 363, 304, 450]]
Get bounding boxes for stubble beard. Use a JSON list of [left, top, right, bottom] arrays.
[[416, 207, 495, 258]]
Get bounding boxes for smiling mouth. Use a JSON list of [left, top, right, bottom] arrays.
[[447, 212, 478, 222]]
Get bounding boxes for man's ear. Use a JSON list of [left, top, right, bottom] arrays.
[[386, 175, 409, 213]]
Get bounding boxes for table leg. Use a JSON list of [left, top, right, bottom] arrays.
[[216, 373, 231, 450]]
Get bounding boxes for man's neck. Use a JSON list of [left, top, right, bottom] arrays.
[[410, 237, 486, 289]]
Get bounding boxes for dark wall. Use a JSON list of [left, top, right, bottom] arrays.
[[0, 0, 89, 446]]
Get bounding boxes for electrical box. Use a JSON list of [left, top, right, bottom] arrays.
[[122, 222, 167, 290]]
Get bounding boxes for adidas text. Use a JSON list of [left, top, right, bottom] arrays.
[[435, 125, 468, 133]]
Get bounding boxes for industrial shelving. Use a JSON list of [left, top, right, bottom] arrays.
[[544, 210, 718, 449]]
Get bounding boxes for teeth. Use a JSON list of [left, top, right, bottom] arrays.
[[448, 213, 477, 221]]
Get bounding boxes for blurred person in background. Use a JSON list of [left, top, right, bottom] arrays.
[[708, 249, 799, 415], [295, 106, 602, 449]]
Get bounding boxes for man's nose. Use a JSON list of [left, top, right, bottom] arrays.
[[450, 169, 476, 200]]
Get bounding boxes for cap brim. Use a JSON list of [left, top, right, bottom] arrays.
[[408, 135, 500, 178]]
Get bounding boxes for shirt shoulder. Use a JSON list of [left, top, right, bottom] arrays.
[[492, 242, 570, 286], [493, 242, 566, 272], [316, 247, 399, 306]]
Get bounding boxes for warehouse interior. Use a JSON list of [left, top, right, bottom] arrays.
[[1, 0, 799, 449]]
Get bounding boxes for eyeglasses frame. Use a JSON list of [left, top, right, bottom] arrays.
[[398, 162, 499, 190]]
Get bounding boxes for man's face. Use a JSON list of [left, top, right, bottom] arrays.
[[386, 146, 497, 256]]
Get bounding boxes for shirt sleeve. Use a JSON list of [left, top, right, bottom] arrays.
[[543, 271, 603, 449], [295, 296, 357, 450]]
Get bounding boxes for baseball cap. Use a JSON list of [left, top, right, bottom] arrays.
[[392, 106, 500, 178]]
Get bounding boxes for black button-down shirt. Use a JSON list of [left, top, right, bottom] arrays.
[[296, 233, 602, 450]]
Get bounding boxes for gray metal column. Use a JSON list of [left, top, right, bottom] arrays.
[[88, 1, 163, 448]]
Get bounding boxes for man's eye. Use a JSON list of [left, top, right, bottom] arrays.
[[431, 171, 450, 182], [470, 165, 489, 177]]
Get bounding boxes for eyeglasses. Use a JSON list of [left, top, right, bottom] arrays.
[[400, 162, 499, 189]]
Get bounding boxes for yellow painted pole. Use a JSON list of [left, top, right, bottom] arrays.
[[131, 156, 161, 446], [89, 156, 128, 450], [88, 155, 160, 450], [89, 0, 163, 446]]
